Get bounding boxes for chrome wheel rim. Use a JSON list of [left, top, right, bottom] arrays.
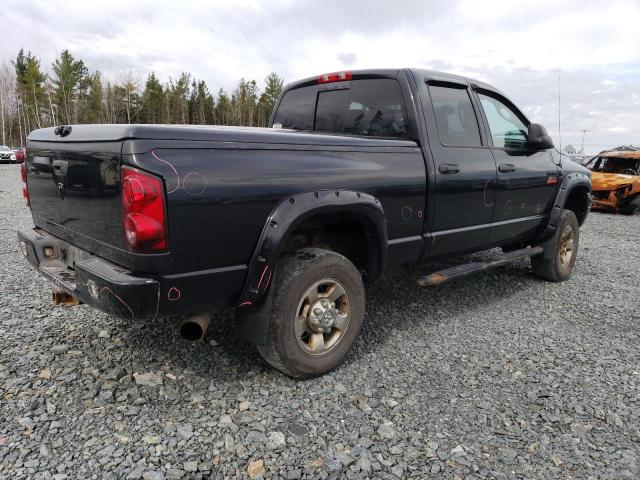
[[295, 278, 351, 356], [559, 226, 575, 268]]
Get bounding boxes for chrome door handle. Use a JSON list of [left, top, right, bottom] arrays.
[[498, 164, 516, 173], [439, 163, 460, 174]]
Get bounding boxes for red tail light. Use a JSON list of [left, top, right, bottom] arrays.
[[317, 71, 352, 84], [121, 167, 167, 253], [20, 160, 30, 208], [15, 149, 25, 163]]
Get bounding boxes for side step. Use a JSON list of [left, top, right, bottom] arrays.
[[417, 246, 544, 287]]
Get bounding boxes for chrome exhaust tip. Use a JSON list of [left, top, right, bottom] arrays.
[[179, 312, 211, 342]]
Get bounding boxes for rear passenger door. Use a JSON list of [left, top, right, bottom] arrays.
[[421, 80, 498, 258], [474, 90, 559, 245]]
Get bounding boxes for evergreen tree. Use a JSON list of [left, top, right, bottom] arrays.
[[84, 71, 103, 123], [51, 50, 89, 124], [140, 72, 164, 123], [257, 72, 284, 126], [166, 73, 190, 124], [13, 50, 47, 131], [215, 88, 231, 125], [232, 78, 258, 126], [189, 79, 214, 125]]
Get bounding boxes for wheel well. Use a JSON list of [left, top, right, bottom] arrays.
[[564, 185, 590, 225], [281, 214, 375, 277]]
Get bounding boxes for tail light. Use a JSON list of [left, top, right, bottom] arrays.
[[20, 160, 30, 208], [121, 167, 167, 253], [317, 71, 352, 84], [15, 149, 25, 163]]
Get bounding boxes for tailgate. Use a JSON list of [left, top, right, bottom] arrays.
[[26, 139, 125, 256]]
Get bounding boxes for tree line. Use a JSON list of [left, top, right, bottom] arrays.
[[0, 49, 285, 147]]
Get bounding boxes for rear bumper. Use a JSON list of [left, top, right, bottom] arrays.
[[18, 228, 160, 319]]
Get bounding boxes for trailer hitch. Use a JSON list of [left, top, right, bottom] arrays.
[[52, 288, 81, 306]]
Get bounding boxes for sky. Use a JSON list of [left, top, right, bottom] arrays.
[[2, 0, 639, 152]]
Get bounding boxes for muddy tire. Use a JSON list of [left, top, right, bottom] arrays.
[[257, 248, 365, 378], [531, 209, 579, 282]]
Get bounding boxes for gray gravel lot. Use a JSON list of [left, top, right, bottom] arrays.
[[1, 162, 639, 479]]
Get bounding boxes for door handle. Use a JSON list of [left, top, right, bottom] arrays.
[[439, 163, 460, 174], [498, 164, 516, 173]]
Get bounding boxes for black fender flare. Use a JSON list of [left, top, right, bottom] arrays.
[[235, 189, 387, 345], [537, 172, 591, 245]]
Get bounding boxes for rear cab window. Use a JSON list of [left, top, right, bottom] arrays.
[[273, 79, 409, 138]]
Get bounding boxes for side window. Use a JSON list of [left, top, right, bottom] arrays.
[[428, 85, 481, 147], [272, 87, 315, 130], [478, 93, 528, 149]]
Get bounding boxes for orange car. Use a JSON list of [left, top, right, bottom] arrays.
[[586, 150, 640, 215]]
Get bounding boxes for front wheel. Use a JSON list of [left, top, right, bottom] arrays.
[[531, 209, 579, 282], [257, 248, 365, 378]]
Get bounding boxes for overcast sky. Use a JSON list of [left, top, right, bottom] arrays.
[[2, 0, 639, 152]]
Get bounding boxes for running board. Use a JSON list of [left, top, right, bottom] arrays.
[[417, 246, 544, 287]]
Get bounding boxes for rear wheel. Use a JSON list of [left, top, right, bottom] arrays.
[[257, 248, 365, 378], [531, 209, 579, 282]]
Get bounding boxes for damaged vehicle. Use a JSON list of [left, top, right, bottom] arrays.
[[587, 150, 640, 215], [17, 68, 592, 378]]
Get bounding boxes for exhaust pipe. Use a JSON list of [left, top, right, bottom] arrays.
[[179, 312, 211, 342]]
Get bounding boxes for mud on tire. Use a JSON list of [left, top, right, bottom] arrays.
[[531, 209, 579, 282], [257, 248, 365, 379]]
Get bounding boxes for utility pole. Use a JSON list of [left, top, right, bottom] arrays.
[[580, 129, 587, 154]]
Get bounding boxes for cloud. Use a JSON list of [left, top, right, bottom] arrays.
[[1, 0, 639, 150], [337, 53, 357, 67]]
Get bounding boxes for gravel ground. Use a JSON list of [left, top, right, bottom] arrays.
[[1, 162, 639, 480]]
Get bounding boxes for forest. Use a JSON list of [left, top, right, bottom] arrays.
[[0, 49, 285, 147]]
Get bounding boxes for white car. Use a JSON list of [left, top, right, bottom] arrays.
[[0, 145, 17, 163]]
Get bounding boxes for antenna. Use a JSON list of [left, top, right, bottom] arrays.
[[558, 74, 561, 154]]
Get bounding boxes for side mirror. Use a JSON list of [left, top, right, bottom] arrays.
[[528, 123, 554, 150]]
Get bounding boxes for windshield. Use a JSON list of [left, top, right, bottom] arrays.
[[0, 146, 10, 151], [590, 156, 640, 175]]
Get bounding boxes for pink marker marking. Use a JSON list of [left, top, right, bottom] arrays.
[[256, 265, 270, 290], [263, 270, 272, 291], [151, 150, 179, 193], [167, 287, 181, 301], [99, 287, 135, 319]]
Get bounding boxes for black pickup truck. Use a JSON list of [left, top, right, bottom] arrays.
[[18, 68, 591, 378]]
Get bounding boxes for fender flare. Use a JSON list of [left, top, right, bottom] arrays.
[[235, 190, 387, 345], [537, 172, 591, 243]]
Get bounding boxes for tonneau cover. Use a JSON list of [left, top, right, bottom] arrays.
[[28, 124, 417, 148]]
